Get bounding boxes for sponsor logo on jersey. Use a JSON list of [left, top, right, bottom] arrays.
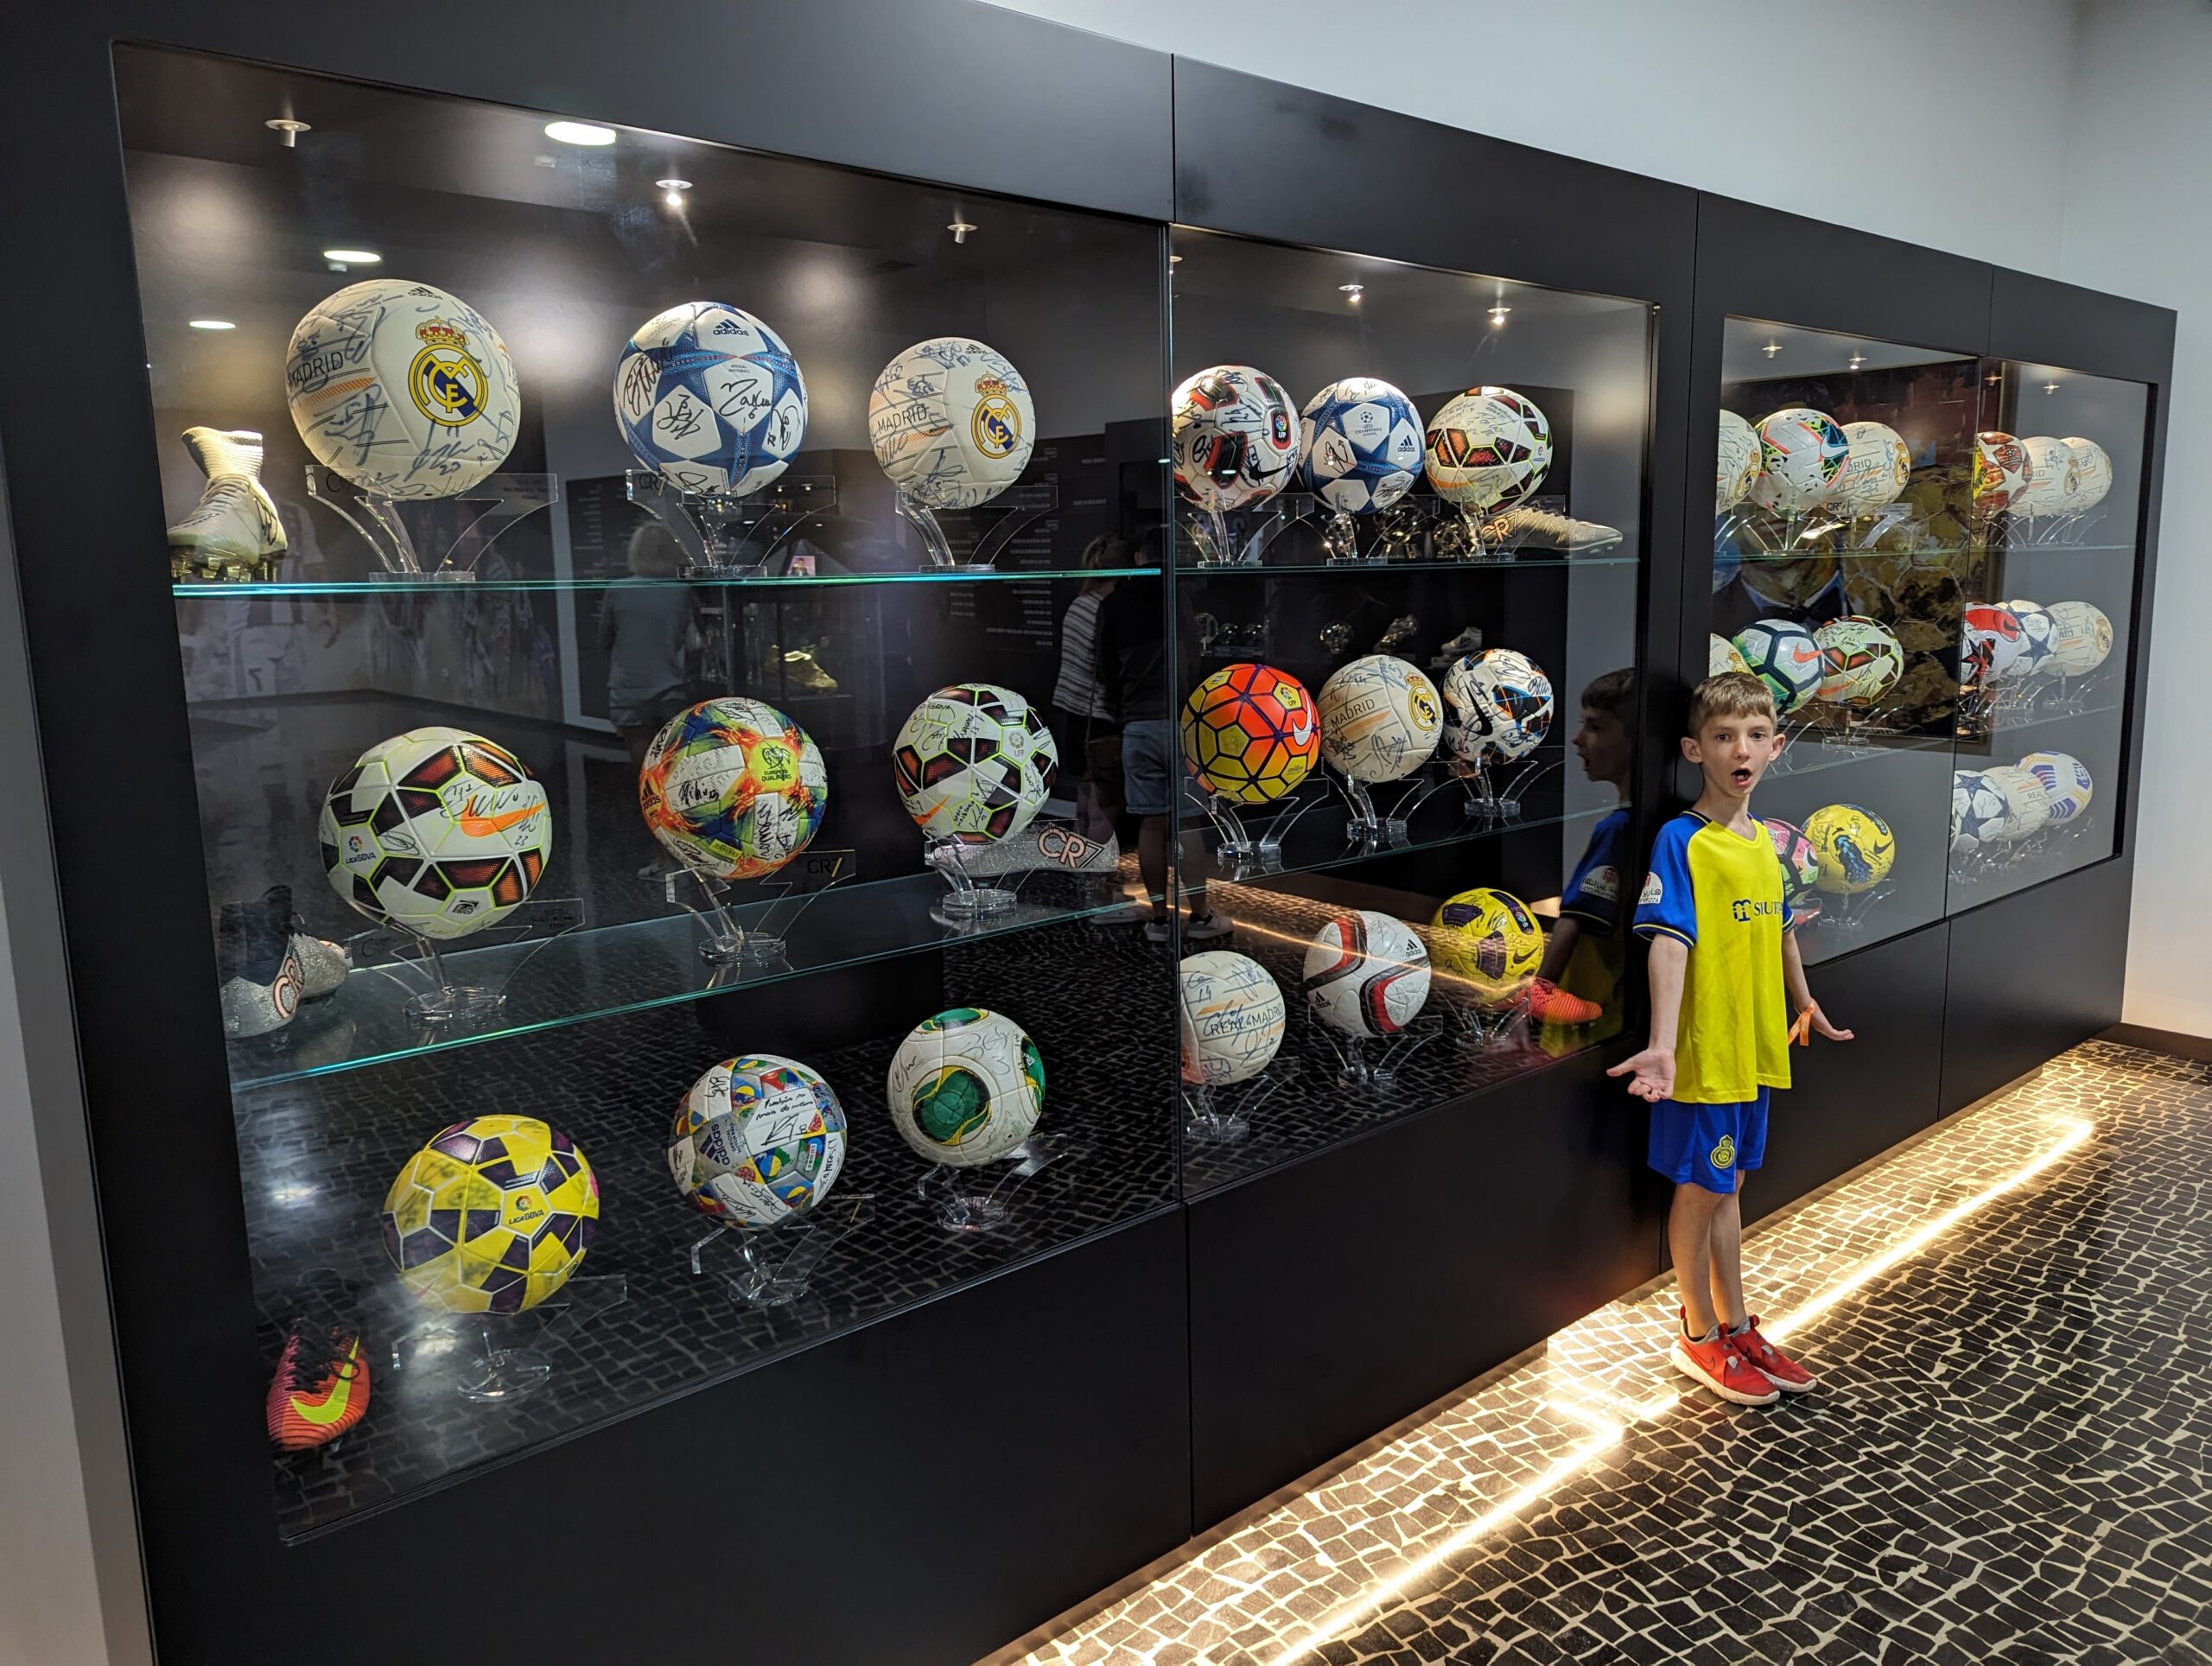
[[1731, 897, 1784, 922], [1639, 871, 1664, 906]]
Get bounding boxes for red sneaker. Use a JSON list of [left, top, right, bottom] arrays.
[[1732, 1315, 1815, 1393], [267, 1319, 370, 1451], [1670, 1314, 1781, 1406], [1516, 976, 1603, 1025]]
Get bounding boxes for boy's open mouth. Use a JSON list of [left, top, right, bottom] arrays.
[[1732, 766, 1754, 785]]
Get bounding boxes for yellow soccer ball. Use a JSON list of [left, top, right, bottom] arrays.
[[1430, 887, 1544, 1001], [1804, 803, 1897, 895], [380, 1115, 599, 1313]]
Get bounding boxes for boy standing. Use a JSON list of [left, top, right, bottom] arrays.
[[1609, 671, 1853, 1406]]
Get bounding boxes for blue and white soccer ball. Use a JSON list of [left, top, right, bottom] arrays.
[[2002, 598, 2059, 677], [613, 302, 807, 498], [1441, 648, 1553, 766], [2020, 750, 2094, 823], [1950, 769, 2009, 854], [1297, 378, 1423, 515], [1732, 618, 1824, 713]]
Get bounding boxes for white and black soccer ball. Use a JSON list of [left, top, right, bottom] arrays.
[[1440, 648, 1553, 766], [2000, 598, 2059, 677], [1317, 654, 1444, 782], [319, 727, 551, 940], [893, 684, 1058, 843], [613, 301, 807, 498], [1424, 385, 1553, 512], [1298, 378, 1423, 514], [1749, 408, 1848, 515], [1716, 410, 1761, 513], [285, 279, 520, 499], [2020, 750, 2094, 823], [1950, 769, 2010, 855], [1303, 910, 1430, 1039], [1172, 365, 1301, 511], [868, 337, 1034, 510], [1732, 618, 1824, 712]]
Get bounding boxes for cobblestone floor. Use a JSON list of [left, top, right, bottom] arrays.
[[1006, 1040, 2212, 1664]]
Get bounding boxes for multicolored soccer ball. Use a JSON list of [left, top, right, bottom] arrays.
[[1951, 770, 2010, 854], [1716, 410, 1761, 512], [1180, 662, 1319, 804], [1835, 421, 1911, 512], [2015, 436, 2079, 517], [1297, 377, 1423, 514], [1962, 604, 2027, 687], [1172, 365, 1301, 511], [639, 698, 827, 881], [381, 1115, 597, 1314], [2001, 598, 2059, 677], [1179, 951, 1287, 1087], [1972, 431, 2031, 516], [285, 279, 520, 498], [1805, 803, 1896, 894], [1318, 655, 1444, 782], [613, 302, 807, 498], [1303, 910, 1430, 1038], [1424, 385, 1553, 512], [1982, 765, 2053, 840], [668, 1054, 846, 1228], [2064, 437, 2113, 510], [319, 727, 551, 940], [885, 1008, 1044, 1167], [1440, 648, 1553, 766], [1429, 887, 1542, 1003], [893, 684, 1058, 843], [1764, 817, 1822, 899], [2020, 750, 2094, 823], [1749, 407, 1848, 514], [1710, 633, 1752, 677], [1733, 618, 1824, 712], [1811, 615, 1904, 704], [868, 338, 1034, 510], [2044, 601, 2113, 677]]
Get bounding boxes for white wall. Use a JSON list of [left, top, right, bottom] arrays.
[[2057, 0, 2212, 1036]]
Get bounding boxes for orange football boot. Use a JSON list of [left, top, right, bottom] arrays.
[[267, 1319, 370, 1451]]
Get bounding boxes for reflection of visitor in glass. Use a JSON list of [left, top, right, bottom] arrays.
[[1612, 672, 1853, 1407], [601, 525, 700, 874], [1048, 535, 1128, 843], [1530, 670, 1634, 1048]]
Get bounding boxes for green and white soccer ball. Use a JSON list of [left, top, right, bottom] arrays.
[[868, 337, 1034, 510], [886, 1008, 1044, 1167], [668, 1054, 847, 1228], [893, 684, 1058, 843], [1710, 633, 1752, 677], [318, 726, 551, 940]]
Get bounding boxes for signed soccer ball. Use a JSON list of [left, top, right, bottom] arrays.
[[1179, 951, 1287, 1087], [1982, 765, 2053, 841], [1318, 655, 1444, 783], [1962, 604, 2027, 688], [2063, 437, 2113, 510], [1748, 407, 1848, 515], [1172, 365, 1302, 511], [2044, 600, 2113, 677], [1440, 648, 1553, 766], [319, 727, 551, 940], [1303, 910, 1430, 1038], [1811, 615, 1904, 705], [1717, 410, 1762, 512], [381, 1116, 597, 1313], [668, 1054, 847, 1228], [639, 698, 828, 881], [1733, 618, 1824, 712], [1429, 887, 1543, 1003], [1710, 633, 1752, 677], [1805, 803, 1896, 894], [285, 279, 519, 498], [893, 684, 1058, 843], [886, 1008, 1044, 1167], [1951, 770, 2010, 855], [2001, 598, 2059, 677], [2019, 750, 2094, 823], [1298, 378, 1423, 514], [1835, 421, 1911, 512], [1764, 817, 1822, 899], [1425, 385, 1554, 512], [613, 302, 806, 498], [868, 338, 1034, 509], [1180, 662, 1320, 804], [2014, 436, 2079, 518], [1972, 431, 2031, 517]]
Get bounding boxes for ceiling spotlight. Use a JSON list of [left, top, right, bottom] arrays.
[[264, 118, 310, 149], [188, 319, 236, 331], [1762, 341, 1783, 358], [544, 120, 617, 146], [1338, 283, 1363, 302], [1848, 352, 1866, 371], [1168, 253, 1183, 266], [321, 248, 381, 267], [2044, 381, 2061, 395], [947, 219, 977, 245], [657, 177, 693, 208], [1489, 304, 1512, 327]]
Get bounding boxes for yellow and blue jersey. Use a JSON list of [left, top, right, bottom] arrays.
[[1632, 810, 1795, 1103], [1538, 806, 1630, 1056]]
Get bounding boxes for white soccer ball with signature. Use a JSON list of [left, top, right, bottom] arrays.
[[613, 301, 808, 498], [1179, 951, 1287, 1087], [1318, 655, 1444, 782], [869, 338, 1035, 510]]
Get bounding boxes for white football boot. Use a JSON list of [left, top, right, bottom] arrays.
[[168, 427, 289, 582], [1479, 506, 1624, 555]]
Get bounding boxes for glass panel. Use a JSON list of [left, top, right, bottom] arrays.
[[1713, 319, 1979, 963], [1167, 228, 1649, 1189], [120, 44, 1174, 1537], [1948, 362, 2144, 907]]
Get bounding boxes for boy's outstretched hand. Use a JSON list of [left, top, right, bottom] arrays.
[[1608, 1046, 1675, 1103], [1788, 1002, 1855, 1045]]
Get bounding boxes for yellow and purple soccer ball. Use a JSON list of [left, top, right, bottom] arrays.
[[381, 1115, 597, 1313], [1805, 803, 1897, 894]]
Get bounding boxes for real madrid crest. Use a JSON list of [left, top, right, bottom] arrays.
[[970, 375, 1021, 459], [409, 319, 488, 428]]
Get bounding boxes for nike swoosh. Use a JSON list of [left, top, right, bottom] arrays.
[[291, 1346, 360, 1427], [458, 796, 543, 837]]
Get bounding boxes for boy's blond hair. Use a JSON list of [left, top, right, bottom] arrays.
[[1686, 671, 1777, 737]]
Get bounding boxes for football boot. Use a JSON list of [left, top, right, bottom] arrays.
[[168, 426, 288, 582], [217, 891, 303, 1039], [926, 824, 1119, 879], [266, 1275, 370, 1452], [1514, 976, 1605, 1026], [779, 645, 840, 693], [1478, 506, 1624, 554]]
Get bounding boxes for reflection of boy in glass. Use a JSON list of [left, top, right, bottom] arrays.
[[1529, 670, 1634, 1050], [600, 525, 699, 875]]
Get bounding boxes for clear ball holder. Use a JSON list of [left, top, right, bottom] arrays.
[[1319, 1022, 1436, 1093], [1182, 1067, 1292, 1145], [1808, 882, 1896, 941], [686, 1192, 874, 1308], [1197, 781, 1326, 880], [304, 465, 560, 581], [386, 1273, 629, 1405], [924, 835, 1027, 925], [894, 480, 1058, 574], [350, 895, 584, 1027], [662, 850, 856, 968], [625, 470, 838, 578], [1332, 770, 1412, 849], [917, 1134, 1083, 1234], [1450, 1000, 1526, 1054], [1722, 506, 1848, 558], [2000, 503, 2107, 550]]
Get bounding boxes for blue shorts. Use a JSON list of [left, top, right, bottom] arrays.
[[1649, 1090, 1769, 1194], [1122, 719, 1199, 817]]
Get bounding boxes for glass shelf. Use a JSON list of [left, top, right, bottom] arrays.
[[1180, 552, 1637, 576], [1765, 728, 1955, 781], [1972, 699, 2126, 742], [175, 564, 1162, 599], [229, 868, 1156, 1090]]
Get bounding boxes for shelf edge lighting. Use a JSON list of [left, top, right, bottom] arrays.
[[321, 248, 381, 265]]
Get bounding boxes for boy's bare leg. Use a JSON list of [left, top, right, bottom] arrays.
[[1669, 1183, 1728, 1336], [1707, 1170, 1747, 1332]]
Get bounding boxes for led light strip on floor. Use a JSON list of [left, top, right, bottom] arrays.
[[1001, 1069, 2099, 1666]]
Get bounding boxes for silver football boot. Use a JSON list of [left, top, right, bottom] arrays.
[[168, 427, 289, 582], [1478, 506, 1625, 554]]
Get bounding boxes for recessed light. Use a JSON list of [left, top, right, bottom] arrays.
[[264, 118, 310, 148], [1338, 283, 1363, 302], [188, 319, 236, 331], [1762, 341, 1783, 358], [947, 219, 977, 245], [321, 248, 381, 266], [657, 177, 693, 208], [1168, 254, 1183, 266], [544, 120, 617, 146], [1489, 304, 1511, 327], [1848, 353, 1866, 371], [2044, 382, 2061, 395]]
